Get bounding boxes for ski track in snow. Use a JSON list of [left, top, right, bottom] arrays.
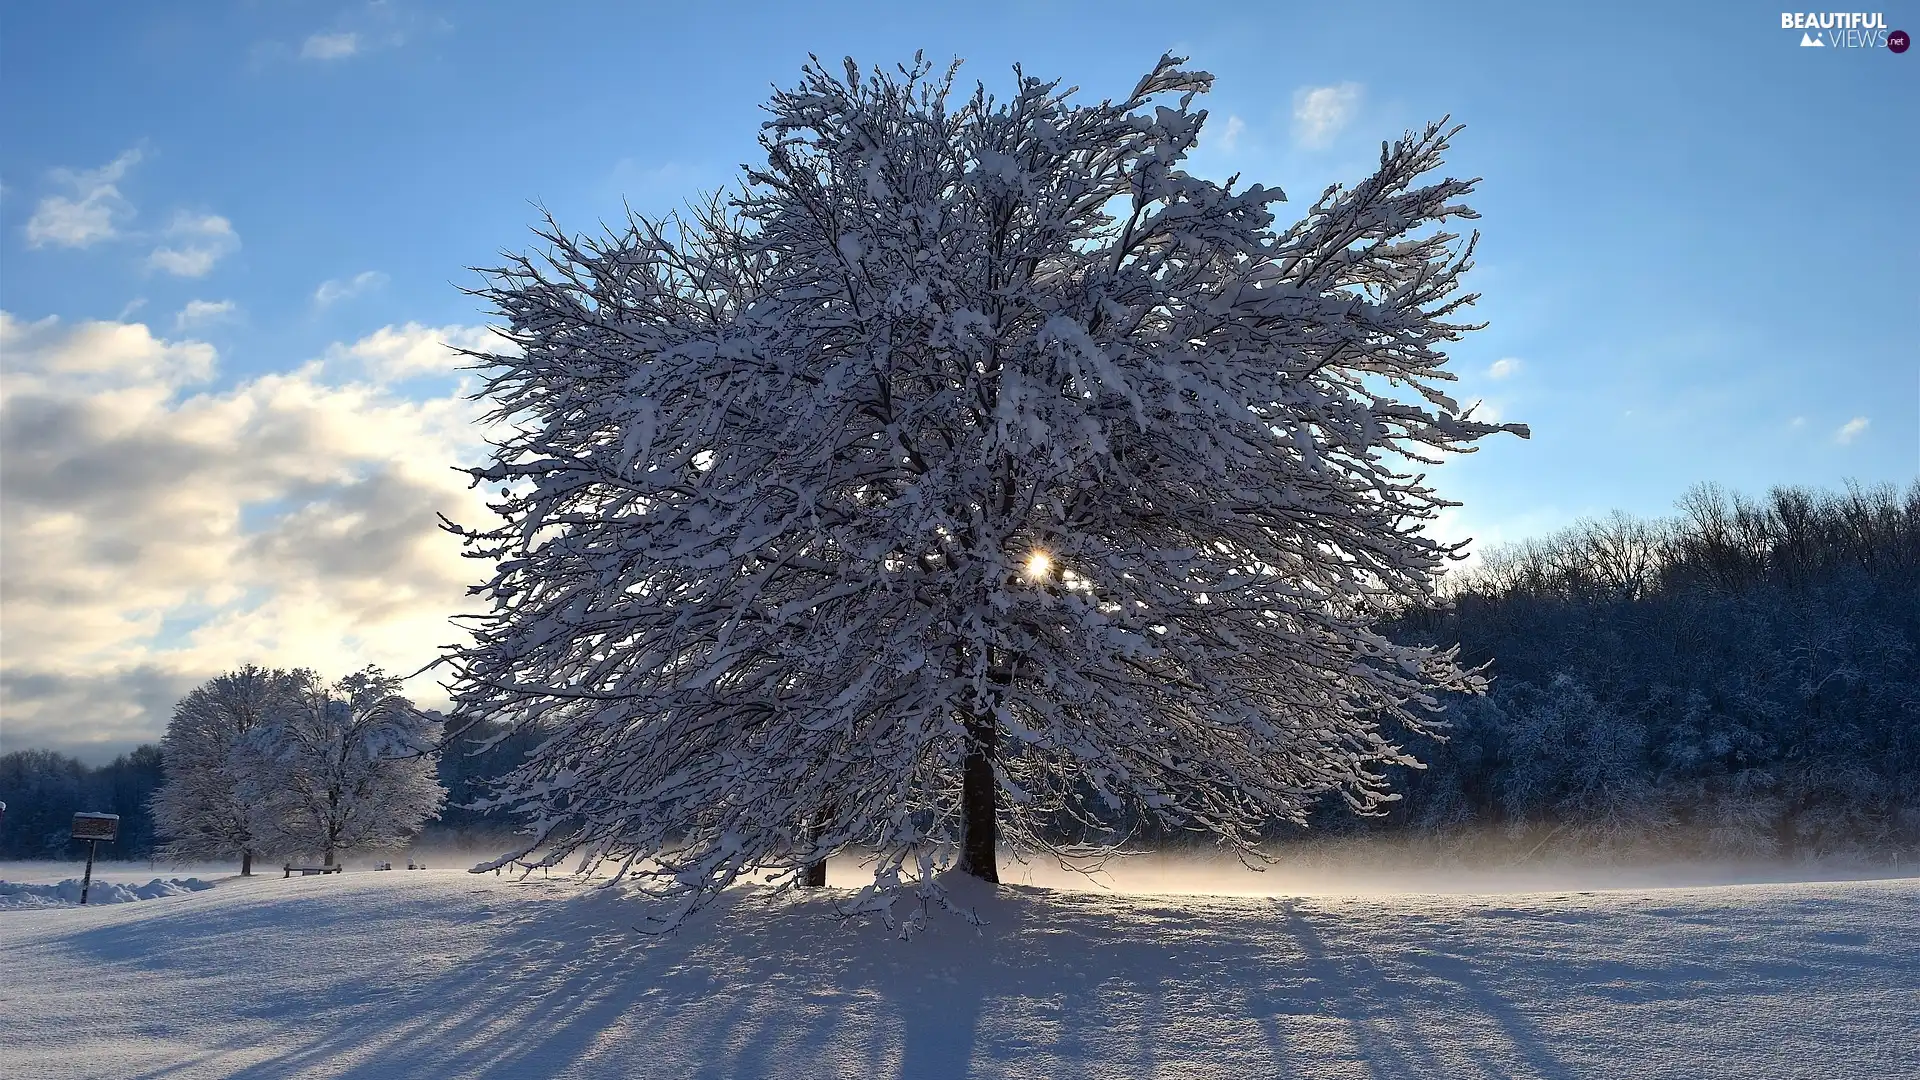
[[0, 869, 1914, 1079]]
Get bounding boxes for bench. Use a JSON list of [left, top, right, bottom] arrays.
[[283, 864, 344, 878]]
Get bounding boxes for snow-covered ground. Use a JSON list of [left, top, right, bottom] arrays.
[[1, 860, 1914, 1079]]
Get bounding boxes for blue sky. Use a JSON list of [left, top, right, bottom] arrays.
[[2, 1, 1914, 758]]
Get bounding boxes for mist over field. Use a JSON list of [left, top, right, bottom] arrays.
[[994, 846, 1918, 898], [14, 834, 1911, 900]]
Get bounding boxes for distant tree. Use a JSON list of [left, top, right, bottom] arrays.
[[152, 666, 302, 875], [258, 667, 445, 867], [444, 53, 1526, 925]]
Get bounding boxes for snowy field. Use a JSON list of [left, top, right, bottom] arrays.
[[1, 859, 1915, 1080]]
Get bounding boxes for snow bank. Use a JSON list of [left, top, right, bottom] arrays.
[[0, 877, 214, 910]]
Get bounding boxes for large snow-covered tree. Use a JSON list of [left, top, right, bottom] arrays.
[[258, 667, 445, 867], [444, 53, 1527, 924], [152, 665, 302, 876]]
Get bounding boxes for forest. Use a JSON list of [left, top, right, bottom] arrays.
[[1349, 479, 1920, 859], [2, 480, 1914, 865]]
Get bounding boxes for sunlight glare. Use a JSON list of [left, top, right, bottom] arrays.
[[1024, 551, 1053, 581]]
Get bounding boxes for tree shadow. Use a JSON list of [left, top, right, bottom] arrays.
[[1273, 900, 1566, 1079], [67, 881, 1602, 1079]]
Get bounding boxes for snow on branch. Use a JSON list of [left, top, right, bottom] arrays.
[[442, 53, 1528, 930]]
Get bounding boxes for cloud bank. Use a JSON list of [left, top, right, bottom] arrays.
[[0, 313, 505, 761]]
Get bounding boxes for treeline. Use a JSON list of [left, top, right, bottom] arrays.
[[1342, 480, 1920, 858], [0, 720, 531, 862], [0, 747, 167, 860]]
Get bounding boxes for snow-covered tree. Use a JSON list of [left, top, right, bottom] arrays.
[[258, 667, 445, 867], [443, 53, 1527, 924], [152, 665, 302, 875]]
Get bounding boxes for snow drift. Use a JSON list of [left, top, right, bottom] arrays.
[[0, 876, 214, 910]]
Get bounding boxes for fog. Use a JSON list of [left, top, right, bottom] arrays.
[[990, 847, 1916, 897], [404, 834, 1920, 898], [10, 834, 1911, 897]]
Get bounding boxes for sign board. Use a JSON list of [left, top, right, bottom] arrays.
[[71, 812, 120, 842]]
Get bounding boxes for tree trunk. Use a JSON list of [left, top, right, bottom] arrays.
[[958, 710, 999, 882], [800, 810, 828, 888], [323, 840, 336, 868], [241, 848, 252, 877]]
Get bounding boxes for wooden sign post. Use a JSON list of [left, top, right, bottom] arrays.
[[71, 813, 120, 905]]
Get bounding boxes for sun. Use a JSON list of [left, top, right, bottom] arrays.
[[1024, 551, 1053, 581]]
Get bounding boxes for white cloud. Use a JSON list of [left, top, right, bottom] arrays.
[[175, 299, 238, 330], [1216, 115, 1246, 152], [1486, 357, 1523, 380], [0, 311, 502, 759], [1789, 416, 1807, 430], [265, 8, 449, 70], [300, 32, 360, 60], [1465, 398, 1504, 423], [1834, 416, 1869, 444], [1, 311, 216, 388], [147, 212, 239, 278], [149, 249, 219, 276], [1292, 83, 1363, 149], [313, 270, 389, 308], [23, 154, 242, 283], [25, 150, 142, 249], [326, 321, 498, 383]]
